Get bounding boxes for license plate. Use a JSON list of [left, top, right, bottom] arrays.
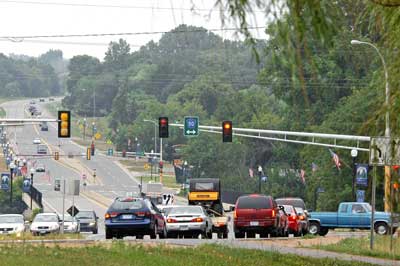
[[250, 221, 259, 226], [121, 215, 133, 220], [179, 225, 189, 231], [40, 231, 46, 234], [1, 231, 8, 234]]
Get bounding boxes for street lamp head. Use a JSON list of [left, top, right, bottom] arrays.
[[351, 149, 358, 158], [258, 165, 263, 172], [30, 168, 35, 174], [351, 40, 362, 45]]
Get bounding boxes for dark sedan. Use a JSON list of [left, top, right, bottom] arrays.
[[75, 210, 98, 234], [104, 197, 166, 239]]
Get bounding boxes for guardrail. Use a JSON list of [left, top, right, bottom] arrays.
[[30, 186, 43, 209]]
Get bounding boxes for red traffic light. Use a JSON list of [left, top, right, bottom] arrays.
[[159, 117, 169, 138]]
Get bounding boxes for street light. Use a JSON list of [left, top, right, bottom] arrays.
[[30, 168, 35, 209], [143, 119, 157, 154], [351, 149, 358, 201], [9, 162, 15, 204], [351, 39, 392, 213]]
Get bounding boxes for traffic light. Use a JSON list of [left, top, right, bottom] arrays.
[[54, 151, 59, 161], [58, 111, 71, 138], [159, 117, 169, 138], [222, 120, 232, 142]]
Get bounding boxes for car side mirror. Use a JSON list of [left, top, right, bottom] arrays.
[[229, 206, 235, 212]]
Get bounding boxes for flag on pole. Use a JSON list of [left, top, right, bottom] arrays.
[[249, 168, 254, 178], [300, 169, 305, 184], [311, 162, 318, 172], [328, 149, 341, 169]]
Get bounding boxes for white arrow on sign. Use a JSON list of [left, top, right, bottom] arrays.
[[186, 130, 197, 134]]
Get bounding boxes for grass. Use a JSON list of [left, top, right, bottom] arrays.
[[0, 243, 375, 266], [139, 175, 181, 189], [313, 236, 400, 260], [0, 233, 82, 241]]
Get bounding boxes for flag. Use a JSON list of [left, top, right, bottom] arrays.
[[249, 168, 254, 178], [329, 149, 341, 169], [300, 169, 305, 184], [311, 162, 318, 172]]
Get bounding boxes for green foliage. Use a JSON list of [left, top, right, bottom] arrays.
[[0, 53, 60, 97]]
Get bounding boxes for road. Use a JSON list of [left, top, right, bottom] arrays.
[[1, 99, 138, 236]]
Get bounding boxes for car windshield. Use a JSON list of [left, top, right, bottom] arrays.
[[168, 206, 203, 215], [294, 207, 304, 214], [75, 211, 95, 219], [283, 205, 294, 213], [111, 199, 144, 210], [0, 215, 23, 223], [276, 199, 306, 209], [237, 196, 272, 209], [62, 216, 75, 222], [34, 215, 58, 222]]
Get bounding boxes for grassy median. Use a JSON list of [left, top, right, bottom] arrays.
[[0, 233, 82, 241], [0, 243, 374, 266], [313, 236, 400, 260]]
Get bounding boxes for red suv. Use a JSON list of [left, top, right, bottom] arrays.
[[233, 194, 280, 238]]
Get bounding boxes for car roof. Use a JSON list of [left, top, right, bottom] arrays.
[[36, 213, 58, 216], [0, 214, 23, 217]]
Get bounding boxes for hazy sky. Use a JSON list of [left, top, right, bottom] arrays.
[[0, 0, 268, 59]]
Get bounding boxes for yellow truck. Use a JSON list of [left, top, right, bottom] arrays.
[[188, 178, 229, 238]]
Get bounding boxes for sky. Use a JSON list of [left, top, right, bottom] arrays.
[[0, 0, 269, 59]]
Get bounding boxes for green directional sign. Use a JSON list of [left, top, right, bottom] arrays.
[[184, 116, 199, 137]]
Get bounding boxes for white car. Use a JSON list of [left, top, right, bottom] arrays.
[[35, 164, 45, 172], [30, 213, 61, 235], [33, 138, 41, 144], [62, 215, 80, 233], [0, 214, 25, 236]]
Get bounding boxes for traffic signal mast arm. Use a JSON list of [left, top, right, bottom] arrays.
[[169, 123, 370, 152]]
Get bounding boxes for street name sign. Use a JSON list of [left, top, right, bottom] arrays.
[[184, 116, 199, 137]]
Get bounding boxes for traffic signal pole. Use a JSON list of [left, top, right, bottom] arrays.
[[159, 138, 163, 184]]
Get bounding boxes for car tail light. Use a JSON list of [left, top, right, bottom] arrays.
[[272, 209, 276, 217], [289, 214, 297, 221], [215, 221, 226, 227], [191, 217, 203, 223], [234, 210, 237, 219], [299, 215, 304, 220], [167, 218, 178, 223], [136, 211, 151, 217], [105, 212, 119, 219]]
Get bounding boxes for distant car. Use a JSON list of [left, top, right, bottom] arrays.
[[75, 210, 98, 234], [276, 197, 309, 221], [30, 213, 61, 235], [39, 98, 45, 102], [282, 205, 301, 236], [62, 215, 80, 233], [35, 164, 45, 172], [0, 214, 25, 236], [104, 197, 166, 239], [29, 100, 36, 104], [49, 98, 55, 101], [33, 137, 41, 144], [165, 205, 212, 239], [37, 144, 47, 154], [295, 207, 309, 235], [233, 194, 280, 238], [40, 122, 49, 131]]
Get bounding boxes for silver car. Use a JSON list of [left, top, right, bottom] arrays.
[[0, 214, 25, 236], [62, 215, 80, 233], [30, 213, 61, 235], [165, 206, 212, 238]]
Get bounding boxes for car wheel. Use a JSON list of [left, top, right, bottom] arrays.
[[159, 225, 167, 239], [136, 235, 144, 239], [150, 224, 158, 239], [105, 228, 113, 239], [308, 222, 320, 235], [235, 232, 245, 239], [374, 222, 389, 235], [206, 230, 212, 239], [318, 227, 329, 236], [93, 228, 98, 234], [222, 232, 228, 239]]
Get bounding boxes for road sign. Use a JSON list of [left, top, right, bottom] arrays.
[[370, 137, 400, 166], [144, 163, 150, 170], [107, 148, 113, 156], [106, 139, 113, 145], [1, 173, 10, 191], [94, 132, 101, 140], [67, 205, 79, 217], [184, 116, 199, 137]]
